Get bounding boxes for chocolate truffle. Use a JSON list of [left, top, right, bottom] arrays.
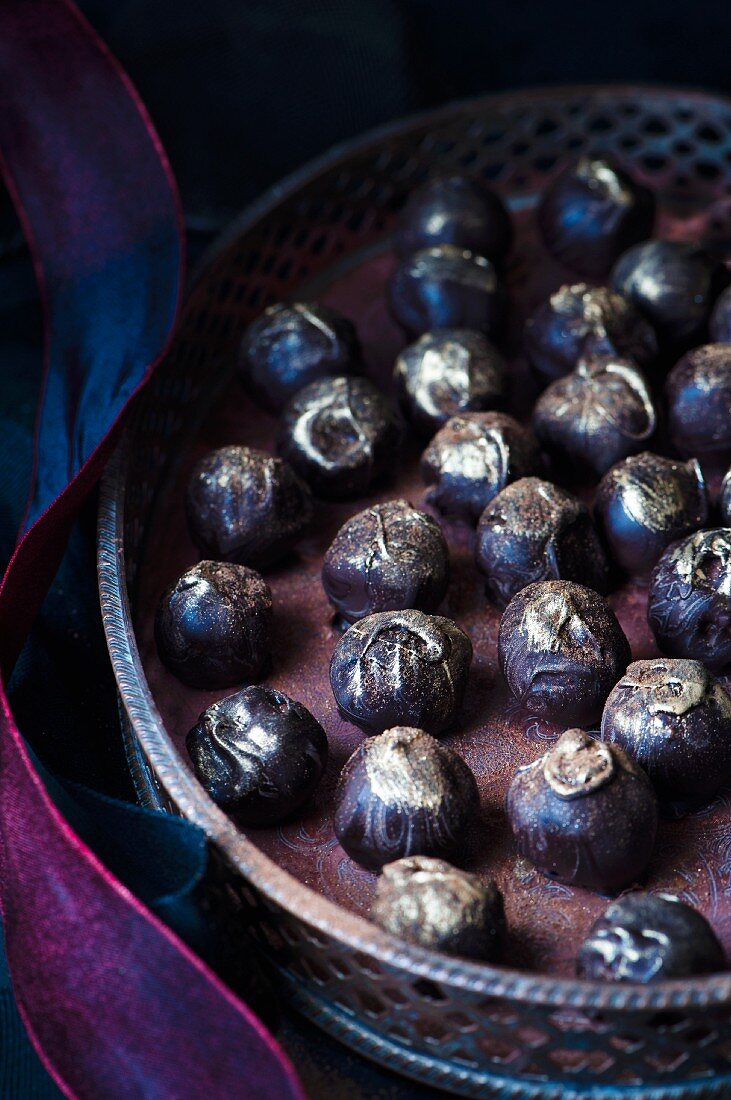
[[186, 686, 328, 826], [395, 176, 513, 263], [532, 356, 656, 478], [333, 727, 478, 870], [601, 659, 731, 808], [537, 157, 655, 277], [507, 729, 657, 894], [277, 375, 401, 499], [525, 283, 657, 382], [322, 500, 449, 624], [238, 301, 360, 412], [476, 477, 609, 608], [393, 329, 506, 437], [710, 285, 731, 343], [577, 893, 725, 981], [155, 561, 272, 689], [330, 609, 472, 734], [647, 529, 731, 667], [611, 240, 728, 353], [666, 344, 731, 457], [186, 445, 313, 567], [595, 453, 708, 576], [388, 245, 504, 338], [498, 580, 631, 725], [421, 411, 542, 524], [721, 467, 731, 526], [371, 857, 505, 961]]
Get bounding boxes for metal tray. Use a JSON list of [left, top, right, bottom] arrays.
[[98, 87, 731, 1098]]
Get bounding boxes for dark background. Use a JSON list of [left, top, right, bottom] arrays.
[[77, 0, 731, 238]]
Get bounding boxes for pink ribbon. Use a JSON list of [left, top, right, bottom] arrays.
[[0, 2, 304, 1096]]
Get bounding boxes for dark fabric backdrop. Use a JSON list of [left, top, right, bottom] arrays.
[[77, 0, 731, 234], [1, 2, 730, 1095]]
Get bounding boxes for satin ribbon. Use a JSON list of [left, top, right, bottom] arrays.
[[0, 1, 303, 1096]]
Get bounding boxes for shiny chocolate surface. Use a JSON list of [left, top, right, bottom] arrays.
[[137, 235, 731, 977]]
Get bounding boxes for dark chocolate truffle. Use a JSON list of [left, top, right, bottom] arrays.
[[710, 285, 731, 343], [595, 453, 708, 575], [611, 240, 728, 353], [393, 329, 506, 437], [155, 561, 272, 689], [277, 375, 401, 499], [388, 245, 504, 338], [721, 467, 731, 526], [532, 356, 656, 477], [371, 857, 505, 961], [601, 658, 731, 808], [577, 893, 725, 981], [648, 529, 731, 667], [666, 344, 731, 457], [330, 609, 472, 734], [186, 445, 313, 567], [507, 729, 658, 894], [186, 685, 328, 826], [537, 157, 655, 277], [238, 301, 360, 412], [525, 283, 657, 382], [421, 411, 542, 524], [322, 500, 449, 624], [333, 726, 479, 870], [498, 580, 631, 725], [395, 176, 513, 263], [476, 477, 609, 608]]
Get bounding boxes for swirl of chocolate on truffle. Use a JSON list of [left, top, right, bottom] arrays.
[[611, 240, 729, 353], [393, 329, 506, 438], [238, 301, 361, 412], [186, 445, 313, 567], [577, 893, 725, 982], [277, 375, 401, 499], [537, 157, 655, 277], [395, 175, 513, 263], [543, 727, 617, 798], [507, 728, 657, 894], [525, 283, 658, 382], [329, 609, 472, 734], [476, 477, 609, 607], [186, 685, 328, 826], [601, 658, 731, 808], [595, 452, 708, 576], [532, 355, 656, 478], [647, 529, 731, 667], [322, 500, 449, 624], [388, 244, 505, 338], [498, 580, 631, 725], [333, 727, 479, 870], [421, 411, 542, 524], [371, 856, 505, 961], [155, 560, 272, 689], [665, 344, 731, 457]]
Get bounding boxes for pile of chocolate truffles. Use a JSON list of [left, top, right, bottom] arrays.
[[155, 158, 731, 978]]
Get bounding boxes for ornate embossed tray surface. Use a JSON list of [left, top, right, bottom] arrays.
[[99, 88, 731, 1097]]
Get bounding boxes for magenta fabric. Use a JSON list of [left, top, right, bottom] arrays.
[[0, 2, 304, 1097]]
